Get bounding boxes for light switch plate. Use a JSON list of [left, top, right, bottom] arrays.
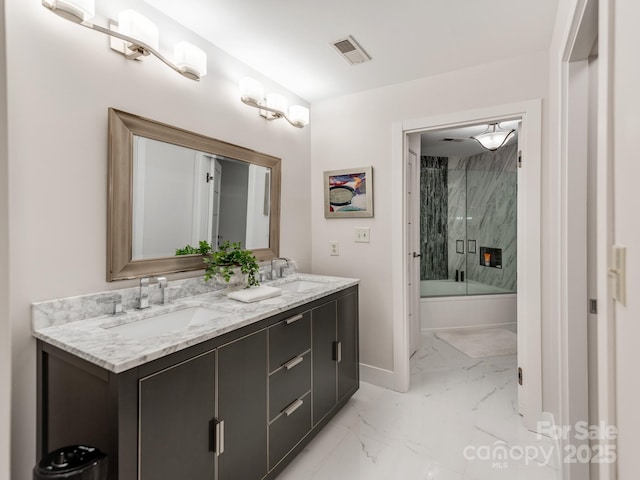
[[355, 227, 370, 243], [329, 241, 339, 256]]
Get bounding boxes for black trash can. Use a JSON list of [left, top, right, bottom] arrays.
[[33, 445, 108, 480]]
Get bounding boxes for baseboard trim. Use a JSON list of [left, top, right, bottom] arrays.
[[359, 363, 395, 389], [422, 321, 517, 333]]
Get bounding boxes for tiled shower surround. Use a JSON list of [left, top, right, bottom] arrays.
[[420, 143, 517, 292], [419, 156, 448, 280]]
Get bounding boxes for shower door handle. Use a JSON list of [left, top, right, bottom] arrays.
[[412, 252, 421, 258]]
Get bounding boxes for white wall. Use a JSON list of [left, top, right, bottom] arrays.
[[5, 1, 311, 478], [612, 0, 640, 475], [310, 51, 550, 384], [134, 138, 199, 258], [246, 165, 271, 249], [0, 1, 10, 478]]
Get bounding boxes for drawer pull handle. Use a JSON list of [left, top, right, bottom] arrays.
[[284, 314, 304, 325], [283, 398, 304, 417], [214, 419, 225, 456], [284, 355, 304, 370]]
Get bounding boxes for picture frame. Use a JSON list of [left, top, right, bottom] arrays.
[[468, 240, 477, 254], [324, 166, 373, 218], [456, 240, 465, 254]]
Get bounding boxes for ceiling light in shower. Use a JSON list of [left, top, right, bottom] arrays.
[[470, 123, 515, 151]]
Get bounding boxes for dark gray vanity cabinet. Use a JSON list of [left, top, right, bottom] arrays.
[[37, 285, 358, 480], [132, 331, 267, 480], [217, 330, 268, 480], [312, 291, 360, 425], [138, 350, 216, 480], [138, 329, 268, 480], [267, 312, 312, 469], [337, 291, 359, 402]]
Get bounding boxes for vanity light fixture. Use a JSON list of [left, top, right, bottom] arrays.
[[239, 77, 310, 128], [42, 0, 207, 81], [470, 123, 516, 151]]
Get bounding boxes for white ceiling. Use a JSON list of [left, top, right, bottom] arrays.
[[419, 120, 520, 157], [143, 0, 559, 103]]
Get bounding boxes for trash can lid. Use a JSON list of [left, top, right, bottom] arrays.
[[35, 445, 106, 475]]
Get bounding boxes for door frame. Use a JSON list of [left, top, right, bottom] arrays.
[[391, 99, 543, 428], [560, 0, 616, 478]]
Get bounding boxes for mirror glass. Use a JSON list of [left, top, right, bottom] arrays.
[[131, 137, 272, 259], [108, 109, 281, 281]]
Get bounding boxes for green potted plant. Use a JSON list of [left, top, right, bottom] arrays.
[[175, 240, 212, 256], [203, 241, 260, 288]]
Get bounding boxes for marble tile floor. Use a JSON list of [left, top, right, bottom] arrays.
[[276, 332, 559, 480]]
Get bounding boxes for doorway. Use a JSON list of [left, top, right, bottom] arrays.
[[391, 100, 543, 429]]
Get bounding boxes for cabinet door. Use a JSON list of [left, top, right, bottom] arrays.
[[312, 300, 337, 424], [139, 350, 216, 480], [337, 291, 359, 401], [217, 330, 268, 480]]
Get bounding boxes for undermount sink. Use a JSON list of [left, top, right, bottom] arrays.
[[103, 306, 228, 340], [279, 279, 326, 293]]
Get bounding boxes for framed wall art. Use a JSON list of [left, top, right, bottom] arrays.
[[324, 166, 373, 218]]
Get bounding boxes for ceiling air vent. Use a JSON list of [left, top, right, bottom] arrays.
[[331, 35, 371, 65], [442, 138, 465, 143]]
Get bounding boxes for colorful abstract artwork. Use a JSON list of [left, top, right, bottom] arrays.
[[324, 166, 373, 218]]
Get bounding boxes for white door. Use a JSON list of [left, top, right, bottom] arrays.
[[193, 153, 212, 245], [407, 150, 421, 356], [208, 159, 222, 248]]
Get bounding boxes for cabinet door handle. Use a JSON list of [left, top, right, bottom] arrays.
[[214, 419, 225, 456], [283, 355, 304, 370], [283, 398, 304, 417], [284, 313, 304, 325], [333, 341, 342, 363]]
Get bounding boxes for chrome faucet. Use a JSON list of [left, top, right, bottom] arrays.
[[271, 257, 290, 279], [138, 277, 150, 309], [156, 276, 168, 305], [138, 276, 169, 309], [98, 293, 123, 315]]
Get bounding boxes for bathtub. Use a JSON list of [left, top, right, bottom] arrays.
[[420, 279, 516, 330]]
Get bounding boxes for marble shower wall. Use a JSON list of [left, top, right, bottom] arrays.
[[447, 157, 467, 281], [461, 143, 518, 291], [420, 145, 517, 291], [419, 157, 448, 280]]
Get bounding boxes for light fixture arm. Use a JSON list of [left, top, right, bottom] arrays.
[[43, 2, 203, 81], [240, 96, 307, 129]]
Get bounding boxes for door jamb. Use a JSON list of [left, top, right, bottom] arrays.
[[391, 100, 543, 429]]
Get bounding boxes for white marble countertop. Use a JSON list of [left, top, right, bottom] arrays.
[[33, 274, 359, 374]]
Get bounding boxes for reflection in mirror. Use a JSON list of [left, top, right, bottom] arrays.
[[107, 108, 281, 281], [131, 137, 271, 260]]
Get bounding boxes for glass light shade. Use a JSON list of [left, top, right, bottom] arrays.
[[266, 93, 287, 116], [288, 105, 310, 127], [118, 10, 159, 51], [239, 77, 264, 106], [174, 42, 207, 78], [45, 0, 95, 22], [471, 124, 515, 151]]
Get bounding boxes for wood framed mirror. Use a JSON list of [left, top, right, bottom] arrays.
[[107, 108, 281, 281]]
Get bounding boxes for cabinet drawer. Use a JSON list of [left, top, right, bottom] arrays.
[[268, 311, 311, 372], [269, 392, 311, 469], [269, 351, 311, 420]]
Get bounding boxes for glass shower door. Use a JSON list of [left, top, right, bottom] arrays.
[[420, 143, 518, 297]]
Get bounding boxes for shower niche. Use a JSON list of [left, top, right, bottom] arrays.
[[479, 247, 502, 269]]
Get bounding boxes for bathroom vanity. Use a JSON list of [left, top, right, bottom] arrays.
[[34, 275, 359, 480]]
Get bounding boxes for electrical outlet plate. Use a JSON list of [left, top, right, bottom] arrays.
[[329, 241, 339, 256], [355, 227, 370, 243]]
